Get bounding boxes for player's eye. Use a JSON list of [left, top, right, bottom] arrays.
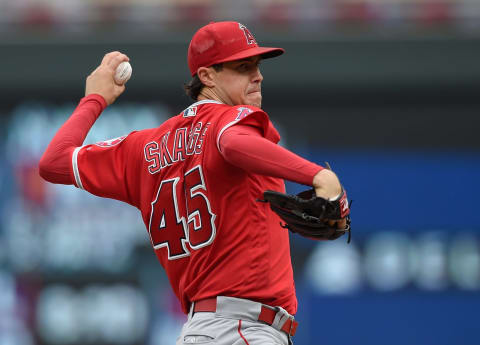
[[237, 63, 249, 71], [239, 62, 260, 73]]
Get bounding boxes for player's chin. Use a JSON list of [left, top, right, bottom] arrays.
[[246, 92, 262, 108]]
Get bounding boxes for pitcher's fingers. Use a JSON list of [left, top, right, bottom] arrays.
[[115, 84, 126, 95], [101, 51, 121, 66], [107, 52, 130, 71], [327, 220, 336, 227]]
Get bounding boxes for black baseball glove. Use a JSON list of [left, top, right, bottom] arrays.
[[262, 188, 352, 243]]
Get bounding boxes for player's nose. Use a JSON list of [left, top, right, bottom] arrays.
[[253, 67, 263, 83]]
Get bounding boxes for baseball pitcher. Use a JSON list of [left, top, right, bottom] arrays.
[[39, 21, 350, 345]]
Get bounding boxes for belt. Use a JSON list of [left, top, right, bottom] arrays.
[[193, 297, 298, 337]]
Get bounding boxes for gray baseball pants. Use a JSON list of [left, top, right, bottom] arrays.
[[176, 296, 295, 345]]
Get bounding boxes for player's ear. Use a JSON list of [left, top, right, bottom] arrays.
[[197, 67, 216, 88]]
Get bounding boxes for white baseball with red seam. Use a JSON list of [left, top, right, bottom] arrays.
[[114, 61, 132, 85]]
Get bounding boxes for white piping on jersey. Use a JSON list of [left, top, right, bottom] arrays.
[[183, 99, 223, 114], [72, 147, 85, 190], [216, 120, 242, 153], [183, 99, 224, 151]]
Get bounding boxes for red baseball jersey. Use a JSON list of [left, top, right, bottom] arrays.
[[71, 100, 297, 314]]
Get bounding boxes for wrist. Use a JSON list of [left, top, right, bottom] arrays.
[[82, 94, 108, 110], [312, 169, 335, 189], [313, 169, 342, 199]]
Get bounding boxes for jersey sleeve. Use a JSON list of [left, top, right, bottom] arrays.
[[215, 105, 280, 152], [72, 131, 142, 207], [219, 125, 323, 186], [39, 94, 107, 185]]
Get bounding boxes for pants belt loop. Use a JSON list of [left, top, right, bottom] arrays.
[[271, 306, 290, 331], [188, 302, 195, 320]]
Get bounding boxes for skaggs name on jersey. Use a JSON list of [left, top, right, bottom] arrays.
[[144, 122, 210, 174]]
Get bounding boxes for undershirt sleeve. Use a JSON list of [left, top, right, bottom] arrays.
[[38, 94, 107, 185], [219, 124, 323, 186]]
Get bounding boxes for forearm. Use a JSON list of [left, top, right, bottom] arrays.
[[219, 126, 323, 186], [38, 94, 107, 184]]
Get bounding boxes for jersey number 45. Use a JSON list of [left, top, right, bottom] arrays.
[[148, 165, 216, 260]]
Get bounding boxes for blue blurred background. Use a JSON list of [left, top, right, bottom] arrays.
[[1, 1, 479, 344]]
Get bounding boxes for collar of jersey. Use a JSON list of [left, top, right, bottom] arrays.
[[187, 99, 223, 110]]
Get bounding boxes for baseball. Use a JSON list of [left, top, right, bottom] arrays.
[[114, 61, 132, 85]]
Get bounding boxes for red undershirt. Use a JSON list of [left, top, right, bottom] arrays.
[[39, 94, 322, 186]]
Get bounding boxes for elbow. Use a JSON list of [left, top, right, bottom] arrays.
[[38, 154, 51, 182], [38, 151, 62, 184], [38, 147, 75, 185]]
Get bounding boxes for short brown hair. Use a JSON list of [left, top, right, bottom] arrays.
[[184, 64, 223, 101]]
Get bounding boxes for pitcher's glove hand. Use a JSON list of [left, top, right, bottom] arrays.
[[262, 188, 352, 243]]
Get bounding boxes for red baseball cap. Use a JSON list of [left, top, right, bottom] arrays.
[[187, 21, 284, 77]]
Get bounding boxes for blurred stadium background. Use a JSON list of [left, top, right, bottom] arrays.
[[1, 0, 480, 344]]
